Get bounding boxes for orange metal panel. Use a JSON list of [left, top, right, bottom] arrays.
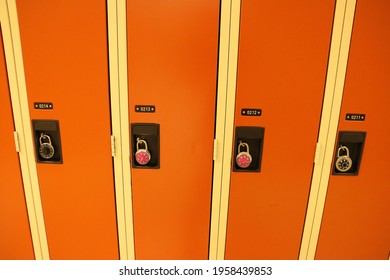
[[127, 0, 220, 259], [316, 0, 390, 260], [225, 1, 336, 259], [0, 32, 34, 260], [16, 0, 119, 259]]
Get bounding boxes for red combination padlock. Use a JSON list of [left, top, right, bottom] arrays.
[[135, 138, 151, 165], [236, 141, 252, 168]]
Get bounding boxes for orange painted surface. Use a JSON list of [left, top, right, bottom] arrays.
[[127, 0, 220, 259], [225, 1, 335, 259], [0, 32, 34, 260], [16, 0, 118, 259], [316, 0, 390, 260]]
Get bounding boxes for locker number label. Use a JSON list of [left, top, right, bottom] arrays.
[[135, 105, 156, 113], [346, 113, 365, 121], [34, 102, 53, 110], [241, 108, 262, 116]]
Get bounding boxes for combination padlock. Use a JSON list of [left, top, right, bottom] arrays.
[[135, 137, 151, 165], [39, 133, 55, 159], [236, 141, 252, 168], [335, 145, 353, 172]]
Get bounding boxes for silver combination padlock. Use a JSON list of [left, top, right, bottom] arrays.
[[39, 133, 55, 159], [236, 141, 252, 168], [335, 145, 352, 172], [135, 137, 151, 165]]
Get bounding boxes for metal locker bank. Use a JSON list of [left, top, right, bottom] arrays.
[[1, 0, 389, 261]]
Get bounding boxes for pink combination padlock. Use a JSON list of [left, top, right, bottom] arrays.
[[236, 141, 252, 168], [135, 138, 151, 165]]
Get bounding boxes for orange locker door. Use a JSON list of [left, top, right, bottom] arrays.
[[225, 1, 336, 259], [316, 0, 390, 259], [16, 0, 119, 259], [127, 0, 220, 259], [0, 31, 34, 260]]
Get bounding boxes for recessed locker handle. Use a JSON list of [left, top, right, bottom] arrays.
[[32, 120, 63, 164], [233, 126, 265, 172], [131, 123, 160, 169], [333, 131, 366, 175]]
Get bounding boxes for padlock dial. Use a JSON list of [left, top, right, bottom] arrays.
[[135, 150, 151, 165], [39, 143, 55, 159], [335, 156, 352, 172], [236, 152, 252, 168]]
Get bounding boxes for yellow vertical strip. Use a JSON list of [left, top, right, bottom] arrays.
[[209, 0, 233, 260], [299, 0, 356, 260], [0, 0, 49, 260], [107, 0, 135, 260], [217, 0, 241, 260], [117, 0, 135, 260], [107, 0, 128, 260]]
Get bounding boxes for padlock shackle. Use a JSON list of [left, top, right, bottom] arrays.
[[238, 141, 250, 154], [39, 133, 52, 146], [136, 137, 148, 151], [337, 145, 350, 158]]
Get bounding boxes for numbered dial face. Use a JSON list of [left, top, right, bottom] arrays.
[[236, 152, 252, 168], [335, 156, 352, 172], [135, 150, 151, 165], [39, 143, 55, 159]]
